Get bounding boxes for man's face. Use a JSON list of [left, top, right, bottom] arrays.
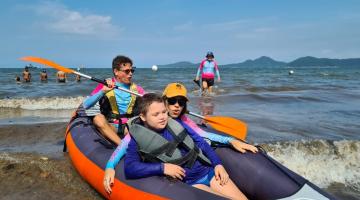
[[114, 63, 134, 84]]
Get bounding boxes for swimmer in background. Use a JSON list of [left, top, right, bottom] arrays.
[[40, 69, 48, 82], [22, 66, 31, 82], [15, 75, 21, 83], [57, 70, 67, 83]]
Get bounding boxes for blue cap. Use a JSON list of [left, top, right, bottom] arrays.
[[206, 51, 214, 58]]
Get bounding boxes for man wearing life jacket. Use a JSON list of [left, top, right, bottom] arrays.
[[195, 51, 221, 95], [83, 55, 145, 145]]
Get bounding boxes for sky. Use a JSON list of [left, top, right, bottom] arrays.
[[1, 0, 360, 68]]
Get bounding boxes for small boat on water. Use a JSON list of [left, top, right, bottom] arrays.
[[64, 106, 336, 200]]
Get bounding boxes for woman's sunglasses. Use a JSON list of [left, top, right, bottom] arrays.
[[120, 68, 135, 74], [167, 97, 187, 107]]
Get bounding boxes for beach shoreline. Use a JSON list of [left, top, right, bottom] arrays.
[[0, 152, 103, 200], [0, 122, 104, 199]]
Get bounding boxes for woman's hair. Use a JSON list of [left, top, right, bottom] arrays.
[[138, 93, 164, 115]]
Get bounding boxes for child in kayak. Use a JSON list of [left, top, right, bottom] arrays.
[[103, 83, 256, 195], [163, 83, 257, 153], [124, 93, 248, 200]]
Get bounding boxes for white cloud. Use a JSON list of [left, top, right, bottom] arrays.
[[33, 2, 120, 37]]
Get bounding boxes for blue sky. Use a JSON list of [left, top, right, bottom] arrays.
[[1, 0, 360, 68]]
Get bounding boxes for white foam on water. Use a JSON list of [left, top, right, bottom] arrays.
[[264, 139, 360, 191], [0, 96, 86, 110]]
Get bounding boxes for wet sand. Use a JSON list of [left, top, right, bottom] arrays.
[[0, 123, 103, 200]]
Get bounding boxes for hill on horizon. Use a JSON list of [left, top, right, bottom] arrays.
[[157, 56, 360, 68]]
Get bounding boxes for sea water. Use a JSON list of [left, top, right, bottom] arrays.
[[0, 66, 359, 198]]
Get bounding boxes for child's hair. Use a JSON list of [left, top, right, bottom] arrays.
[[137, 93, 164, 115]]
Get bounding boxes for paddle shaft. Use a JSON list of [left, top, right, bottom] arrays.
[[73, 71, 141, 96], [75, 71, 208, 118], [20, 56, 247, 140]]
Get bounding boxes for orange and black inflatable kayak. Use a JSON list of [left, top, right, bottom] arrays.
[[64, 108, 336, 200]]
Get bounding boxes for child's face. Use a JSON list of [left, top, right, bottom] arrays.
[[140, 102, 168, 131]]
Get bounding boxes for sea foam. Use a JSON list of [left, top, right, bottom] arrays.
[[263, 139, 360, 190], [0, 96, 86, 110]]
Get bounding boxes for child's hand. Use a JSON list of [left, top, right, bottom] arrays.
[[214, 165, 229, 186], [230, 139, 258, 153], [103, 168, 115, 194], [163, 163, 185, 180]]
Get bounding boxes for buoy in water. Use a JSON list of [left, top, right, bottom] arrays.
[[152, 65, 158, 71], [289, 70, 294, 75]]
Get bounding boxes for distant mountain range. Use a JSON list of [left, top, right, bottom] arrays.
[[158, 56, 360, 68]]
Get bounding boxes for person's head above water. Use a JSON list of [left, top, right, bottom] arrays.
[[112, 55, 135, 85], [162, 83, 189, 118], [138, 93, 168, 131], [206, 51, 214, 59], [42, 69, 46, 73]]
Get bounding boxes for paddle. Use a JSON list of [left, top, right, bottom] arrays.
[[193, 79, 201, 87], [20, 56, 247, 140]]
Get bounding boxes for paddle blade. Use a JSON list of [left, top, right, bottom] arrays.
[[20, 56, 74, 73], [193, 79, 200, 87], [204, 116, 247, 140]]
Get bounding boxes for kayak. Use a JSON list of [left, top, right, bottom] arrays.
[[64, 107, 336, 200]]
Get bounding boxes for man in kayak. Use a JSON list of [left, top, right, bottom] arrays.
[[22, 66, 31, 82], [124, 93, 248, 200], [83, 55, 144, 146], [194, 51, 221, 95], [57, 70, 67, 82], [40, 69, 48, 82]]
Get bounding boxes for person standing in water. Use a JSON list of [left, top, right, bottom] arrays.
[[195, 51, 221, 95], [75, 67, 81, 82], [22, 66, 31, 82], [40, 69, 48, 82], [57, 70, 67, 83]]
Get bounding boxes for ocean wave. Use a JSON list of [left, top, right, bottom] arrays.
[[0, 96, 86, 110], [262, 139, 360, 190]]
